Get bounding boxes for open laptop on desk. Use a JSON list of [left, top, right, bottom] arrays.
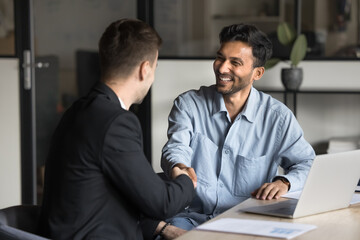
[[243, 149, 360, 218]]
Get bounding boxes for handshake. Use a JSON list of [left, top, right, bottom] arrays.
[[171, 163, 197, 188]]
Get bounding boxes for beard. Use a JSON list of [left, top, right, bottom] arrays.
[[216, 82, 247, 95], [215, 74, 252, 96]]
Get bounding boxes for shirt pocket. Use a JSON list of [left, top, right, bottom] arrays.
[[232, 155, 268, 197]]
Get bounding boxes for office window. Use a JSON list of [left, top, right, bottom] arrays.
[[154, 0, 293, 58], [154, 0, 360, 59], [301, 0, 360, 59]]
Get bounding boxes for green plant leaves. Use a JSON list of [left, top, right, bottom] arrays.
[[290, 34, 307, 67], [277, 22, 296, 45], [264, 58, 281, 69], [265, 22, 308, 69]]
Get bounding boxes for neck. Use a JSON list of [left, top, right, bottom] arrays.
[[104, 79, 133, 110], [223, 87, 251, 122]]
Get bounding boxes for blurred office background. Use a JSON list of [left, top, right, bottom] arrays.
[[0, 0, 359, 207]]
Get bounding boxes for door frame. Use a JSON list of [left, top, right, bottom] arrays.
[[136, 0, 154, 164], [14, 0, 37, 204]]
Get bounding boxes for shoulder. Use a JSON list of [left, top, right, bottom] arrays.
[[69, 89, 141, 134], [178, 85, 215, 98], [102, 110, 143, 152], [175, 85, 216, 107]]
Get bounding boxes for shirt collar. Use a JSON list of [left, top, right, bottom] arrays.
[[118, 97, 127, 110], [241, 87, 257, 123], [212, 86, 227, 116], [212, 86, 258, 123]]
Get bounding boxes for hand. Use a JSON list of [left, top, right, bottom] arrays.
[[154, 221, 187, 240], [162, 225, 187, 240], [251, 180, 289, 200], [171, 163, 197, 188]]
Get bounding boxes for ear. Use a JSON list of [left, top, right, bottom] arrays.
[[253, 66, 265, 81], [139, 61, 150, 81]]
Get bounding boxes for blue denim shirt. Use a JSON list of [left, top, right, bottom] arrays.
[[161, 85, 315, 216]]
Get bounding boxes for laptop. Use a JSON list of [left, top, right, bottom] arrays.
[[243, 149, 360, 218]]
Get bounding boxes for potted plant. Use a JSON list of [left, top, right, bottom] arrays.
[[265, 22, 308, 91]]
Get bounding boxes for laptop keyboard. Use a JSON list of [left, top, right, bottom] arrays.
[[244, 199, 298, 216], [265, 204, 297, 215]]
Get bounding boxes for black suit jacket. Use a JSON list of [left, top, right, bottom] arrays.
[[39, 82, 195, 240]]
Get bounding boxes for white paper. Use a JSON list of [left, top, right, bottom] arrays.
[[196, 218, 316, 239], [351, 194, 360, 205], [283, 191, 360, 205]]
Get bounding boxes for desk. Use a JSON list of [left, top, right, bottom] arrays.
[[176, 196, 360, 240]]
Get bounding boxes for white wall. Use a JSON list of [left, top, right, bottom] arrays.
[[0, 58, 21, 208], [151, 59, 360, 172]]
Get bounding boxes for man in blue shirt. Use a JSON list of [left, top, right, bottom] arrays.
[[157, 23, 315, 236]]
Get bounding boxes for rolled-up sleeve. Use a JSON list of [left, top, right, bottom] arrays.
[[161, 96, 194, 177], [274, 111, 315, 191]]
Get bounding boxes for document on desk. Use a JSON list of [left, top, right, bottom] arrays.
[[283, 191, 360, 205], [196, 218, 316, 239]]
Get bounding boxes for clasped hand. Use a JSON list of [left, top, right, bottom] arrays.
[[171, 163, 197, 188]]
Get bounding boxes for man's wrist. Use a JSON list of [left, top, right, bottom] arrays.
[[154, 221, 166, 235], [159, 222, 171, 238], [174, 163, 188, 169], [273, 176, 290, 190]]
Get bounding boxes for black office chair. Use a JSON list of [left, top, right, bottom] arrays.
[[0, 205, 49, 240]]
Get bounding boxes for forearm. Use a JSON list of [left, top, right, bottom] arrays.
[[280, 158, 313, 191], [154, 221, 187, 240], [162, 97, 194, 178]]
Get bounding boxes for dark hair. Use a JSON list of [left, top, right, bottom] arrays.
[[98, 18, 162, 80], [219, 23, 272, 68]]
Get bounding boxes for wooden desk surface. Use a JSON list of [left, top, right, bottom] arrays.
[[176, 195, 360, 240]]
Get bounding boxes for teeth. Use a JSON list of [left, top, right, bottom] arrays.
[[220, 77, 231, 81]]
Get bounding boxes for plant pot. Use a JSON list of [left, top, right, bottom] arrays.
[[281, 67, 303, 91]]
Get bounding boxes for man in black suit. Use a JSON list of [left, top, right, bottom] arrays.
[[39, 18, 197, 240]]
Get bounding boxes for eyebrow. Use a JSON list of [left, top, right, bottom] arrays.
[[217, 51, 244, 65]]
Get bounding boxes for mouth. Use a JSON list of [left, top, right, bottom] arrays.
[[217, 74, 233, 84]]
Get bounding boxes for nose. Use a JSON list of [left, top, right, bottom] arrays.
[[216, 60, 230, 74]]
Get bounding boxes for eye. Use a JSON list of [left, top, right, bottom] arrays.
[[231, 60, 241, 66], [215, 55, 225, 62]]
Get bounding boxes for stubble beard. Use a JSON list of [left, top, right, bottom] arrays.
[[215, 70, 253, 96], [216, 78, 249, 96]]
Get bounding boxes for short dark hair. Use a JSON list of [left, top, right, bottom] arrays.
[[98, 18, 162, 81], [219, 23, 272, 68]]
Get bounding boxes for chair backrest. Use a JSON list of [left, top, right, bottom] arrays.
[[0, 205, 50, 240]]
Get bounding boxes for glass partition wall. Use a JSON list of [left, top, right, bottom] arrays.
[[154, 0, 360, 59]]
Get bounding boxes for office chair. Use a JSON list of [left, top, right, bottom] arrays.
[[0, 205, 49, 240]]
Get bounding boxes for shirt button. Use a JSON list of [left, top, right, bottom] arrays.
[[220, 183, 224, 188], [225, 149, 229, 154]]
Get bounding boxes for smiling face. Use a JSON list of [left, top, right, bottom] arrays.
[[213, 41, 261, 96]]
